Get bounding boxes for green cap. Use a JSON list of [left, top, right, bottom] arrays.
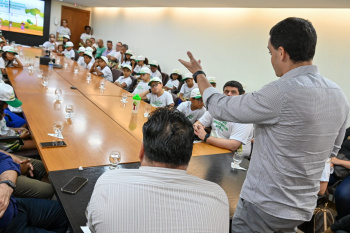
[[133, 94, 141, 100]]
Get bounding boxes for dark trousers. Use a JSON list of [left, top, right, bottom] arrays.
[[329, 174, 350, 219], [2, 198, 68, 233]]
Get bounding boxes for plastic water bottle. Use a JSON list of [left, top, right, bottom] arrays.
[[49, 59, 53, 71]]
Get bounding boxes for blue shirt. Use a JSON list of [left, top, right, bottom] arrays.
[[0, 152, 20, 229], [4, 109, 26, 128]]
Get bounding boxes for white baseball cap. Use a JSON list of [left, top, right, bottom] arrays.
[[171, 69, 181, 75], [190, 88, 201, 99], [83, 51, 93, 58], [78, 47, 85, 53], [207, 77, 216, 83], [139, 67, 151, 74], [2, 46, 18, 55], [125, 50, 133, 55], [182, 73, 193, 81], [122, 64, 132, 71], [148, 77, 162, 86], [100, 56, 108, 64], [137, 55, 145, 61], [63, 35, 70, 39], [149, 60, 158, 67], [130, 55, 136, 60], [64, 41, 74, 47], [0, 83, 22, 107], [85, 47, 93, 52]]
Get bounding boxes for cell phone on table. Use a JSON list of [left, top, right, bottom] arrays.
[[40, 141, 67, 148], [61, 176, 88, 194]]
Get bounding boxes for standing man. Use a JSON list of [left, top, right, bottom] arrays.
[[179, 17, 349, 232], [80, 26, 93, 47]]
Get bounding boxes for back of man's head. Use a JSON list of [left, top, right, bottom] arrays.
[[269, 17, 317, 63], [142, 107, 194, 168]]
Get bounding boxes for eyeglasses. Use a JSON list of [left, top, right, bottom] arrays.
[[150, 83, 160, 88]]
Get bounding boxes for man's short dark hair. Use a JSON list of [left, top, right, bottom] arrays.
[[107, 40, 113, 44], [223, 81, 244, 95], [122, 44, 128, 50], [142, 106, 194, 167], [269, 17, 317, 63], [85, 25, 91, 30]]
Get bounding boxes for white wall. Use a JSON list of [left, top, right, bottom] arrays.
[[49, 0, 92, 35], [91, 7, 350, 123]]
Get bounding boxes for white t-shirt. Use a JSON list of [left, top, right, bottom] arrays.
[[151, 70, 162, 79], [0, 118, 16, 136], [115, 76, 132, 88], [64, 49, 75, 59], [99, 66, 113, 82], [0, 57, 18, 69], [165, 79, 180, 89], [42, 41, 58, 50], [56, 26, 71, 38], [81, 59, 94, 70], [199, 111, 254, 156], [80, 33, 93, 43], [177, 101, 206, 124], [180, 83, 198, 99], [77, 56, 84, 66], [146, 91, 174, 107], [109, 51, 122, 62], [133, 64, 146, 74], [121, 60, 131, 66], [320, 158, 333, 182], [132, 81, 150, 95]]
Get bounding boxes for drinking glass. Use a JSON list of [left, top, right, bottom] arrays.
[[109, 150, 121, 169], [121, 93, 128, 103], [37, 69, 43, 78], [74, 66, 79, 74], [55, 88, 62, 101], [41, 75, 48, 87], [144, 105, 151, 118], [64, 62, 68, 69], [53, 121, 64, 138], [56, 57, 60, 64], [28, 58, 34, 70], [232, 151, 244, 170], [99, 79, 106, 89], [65, 104, 74, 119], [86, 73, 91, 81]]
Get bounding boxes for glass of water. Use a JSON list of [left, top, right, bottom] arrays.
[[232, 151, 244, 170], [28, 58, 34, 70], [37, 69, 43, 78], [55, 88, 62, 101], [65, 104, 74, 119], [53, 121, 64, 138], [74, 66, 79, 74], [41, 75, 48, 87], [144, 105, 151, 117], [64, 62, 68, 69], [109, 150, 121, 169], [121, 93, 128, 103], [99, 79, 106, 89], [56, 57, 60, 64], [86, 73, 91, 81]]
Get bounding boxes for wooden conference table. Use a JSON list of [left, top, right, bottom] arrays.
[[7, 47, 230, 171]]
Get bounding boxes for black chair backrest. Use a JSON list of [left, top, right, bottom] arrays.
[[111, 69, 123, 83], [128, 76, 138, 93], [161, 72, 169, 85], [74, 50, 80, 61]]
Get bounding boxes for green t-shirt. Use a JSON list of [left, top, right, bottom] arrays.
[[95, 47, 106, 58]]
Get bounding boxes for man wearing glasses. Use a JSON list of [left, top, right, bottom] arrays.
[[193, 81, 253, 156]]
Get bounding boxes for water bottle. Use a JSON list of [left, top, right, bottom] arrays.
[[49, 59, 53, 71]]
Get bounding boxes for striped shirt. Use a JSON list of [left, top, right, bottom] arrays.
[[87, 166, 229, 233], [202, 65, 349, 221]]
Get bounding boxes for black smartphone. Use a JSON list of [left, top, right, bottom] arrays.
[[40, 141, 67, 148], [61, 176, 88, 194]]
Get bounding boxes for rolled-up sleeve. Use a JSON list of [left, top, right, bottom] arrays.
[[203, 83, 284, 125]]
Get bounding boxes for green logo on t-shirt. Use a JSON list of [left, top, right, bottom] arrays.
[[213, 120, 228, 132], [187, 115, 194, 120], [152, 101, 163, 107]]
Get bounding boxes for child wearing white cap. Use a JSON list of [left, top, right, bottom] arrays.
[[115, 64, 133, 89], [121, 50, 133, 66], [139, 77, 174, 107], [164, 69, 181, 92], [0, 46, 23, 81], [132, 67, 151, 95], [177, 88, 206, 124], [133, 55, 148, 75], [149, 60, 162, 79], [77, 47, 86, 66], [91, 56, 113, 82], [81, 51, 94, 70], [60, 41, 75, 60], [179, 73, 198, 102]]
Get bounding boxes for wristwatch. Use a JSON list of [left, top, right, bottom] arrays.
[[0, 180, 16, 190], [204, 133, 210, 142], [193, 70, 206, 83]]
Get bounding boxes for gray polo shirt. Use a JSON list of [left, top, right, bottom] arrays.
[[203, 65, 349, 221]]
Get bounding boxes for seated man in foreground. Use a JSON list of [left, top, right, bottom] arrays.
[[194, 81, 253, 155], [87, 107, 229, 232]]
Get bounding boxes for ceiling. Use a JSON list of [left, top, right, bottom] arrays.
[[58, 0, 350, 8]]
